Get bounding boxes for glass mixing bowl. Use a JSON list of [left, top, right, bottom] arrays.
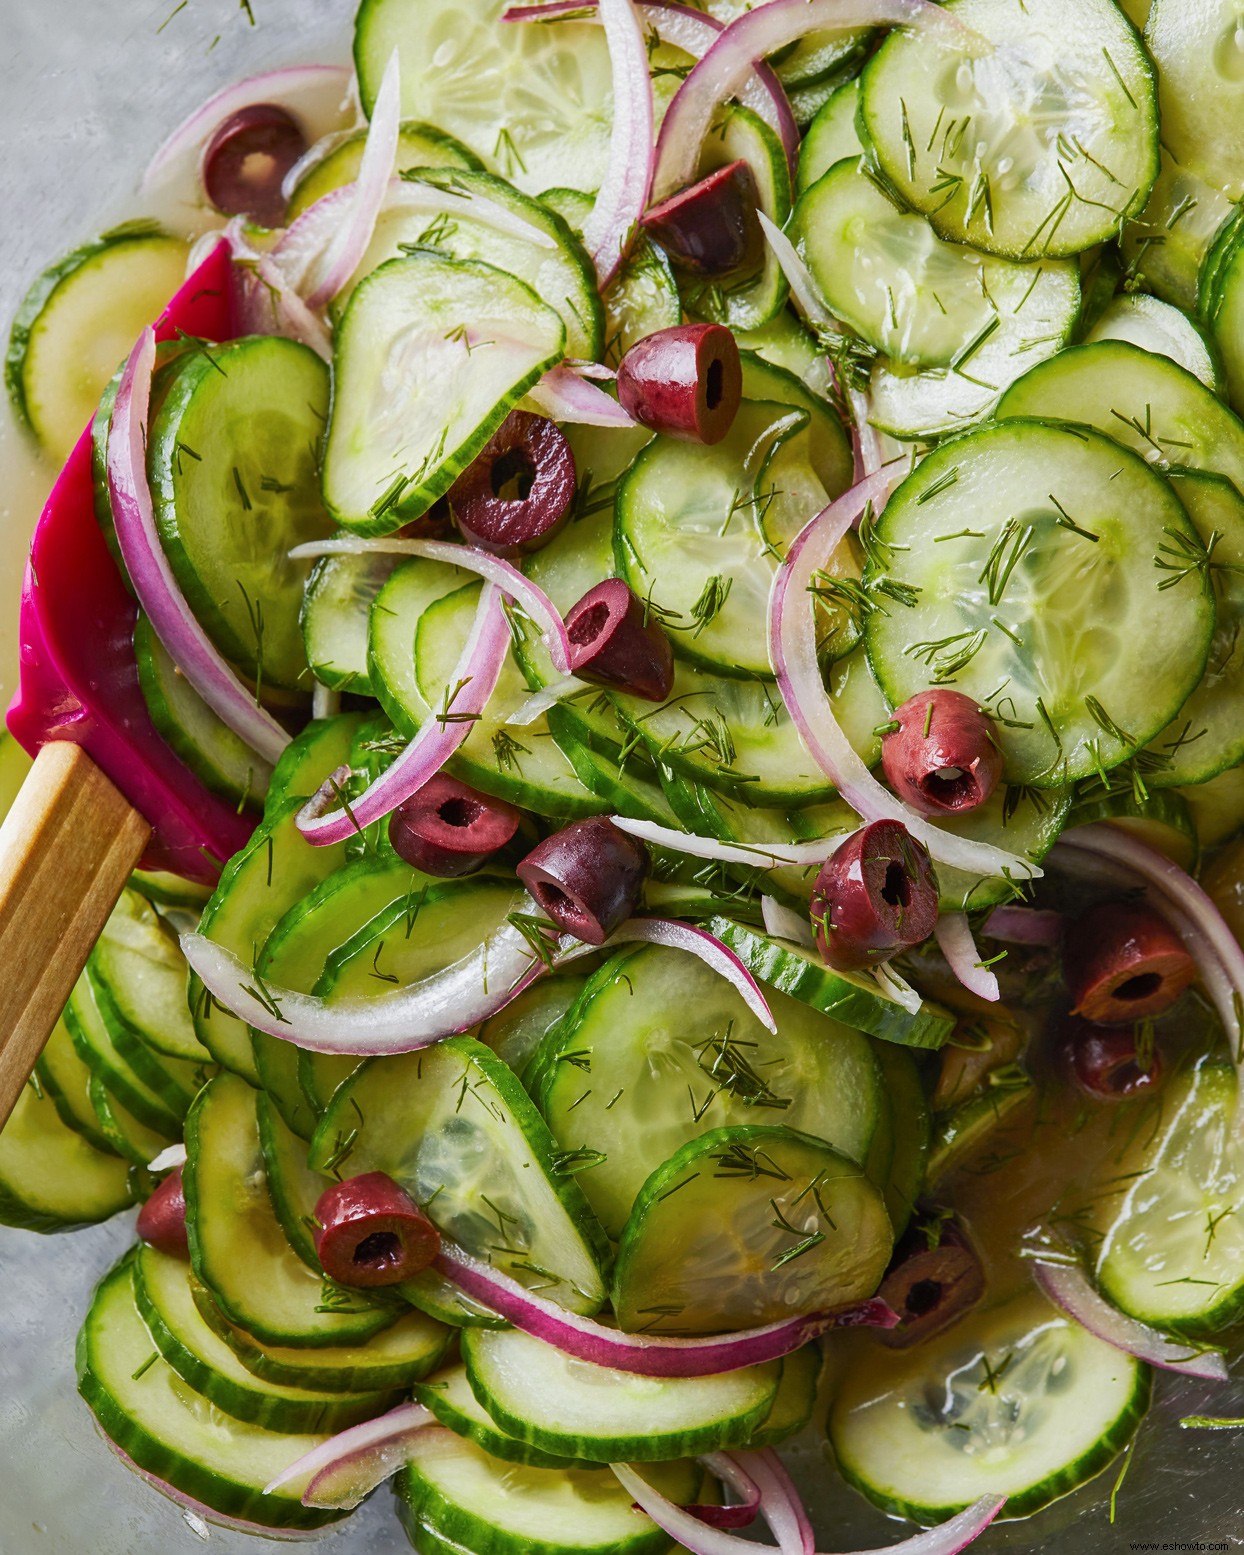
[[1, 2, 1241, 1550]]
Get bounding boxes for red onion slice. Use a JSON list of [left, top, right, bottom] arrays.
[[580, 0, 656, 286], [982, 905, 1063, 946], [290, 535, 574, 675], [768, 475, 1038, 883], [873, 960, 923, 1015], [740, 1449, 814, 1555], [226, 220, 333, 361], [147, 1142, 187, 1173], [507, 675, 593, 727], [528, 365, 639, 427], [107, 328, 291, 766], [434, 1241, 897, 1376], [262, 1403, 433, 1504], [761, 895, 815, 948], [691, 1451, 762, 1529], [608, 916, 777, 1031], [933, 912, 1000, 1003], [652, 0, 974, 201], [611, 814, 851, 869], [296, 583, 511, 845], [1032, 1260, 1229, 1381]]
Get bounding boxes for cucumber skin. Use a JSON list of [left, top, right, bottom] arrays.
[[413, 1371, 584, 1471], [707, 917, 956, 1049]]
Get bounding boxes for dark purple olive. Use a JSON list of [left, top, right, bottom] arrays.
[[565, 579, 674, 702], [202, 104, 308, 228], [641, 159, 764, 280], [881, 691, 1004, 818], [1063, 901, 1195, 1025], [388, 773, 521, 877], [517, 817, 647, 945], [810, 819, 939, 972], [1063, 1016, 1164, 1101], [448, 411, 577, 555], [616, 323, 741, 445], [875, 1216, 985, 1348], [136, 1165, 190, 1259], [314, 1172, 441, 1288]]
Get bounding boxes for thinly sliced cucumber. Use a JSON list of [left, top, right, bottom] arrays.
[[64, 973, 187, 1138], [0, 1075, 132, 1232], [400, 1268, 511, 1332], [77, 1259, 341, 1531], [89, 887, 209, 1064], [88, 1073, 174, 1168], [368, 552, 475, 736], [300, 549, 398, 696], [751, 1344, 821, 1448], [478, 972, 588, 1079], [736, 311, 835, 404], [6, 226, 188, 461], [257, 1092, 327, 1270], [872, 1041, 930, 1236], [708, 917, 956, 1049], [1181, 763, 1244, 849], [309, 1037, 610, 1315], [829, 1291, 1150, 1521], [85, 959, 204, 1116], [537, 943, 885, 1239], [133, 613, 271, 808], [1068, 781, 1197, 872], [934, 782, 1072, 913], [128, 870, 212, 911], [707, 0, 869, 89], [341, 170, 602, 360], [1144, 0, 1244, 202], [996, 340, 1244, 494], [147, 334, 333, 691], [287, 120, 484, 219], [186, 1073, 397, 1348], [550, 726, 685, 828], [415, 1364, 579, 1470], [1087, 295, 1222, 393], [1098, 1057, 1244, 1334], [613, 1124, 892, 1333], [797, 79, 862, 195], [926, 1076, 1035, 1185], [859, 0, 1157, 259], [323, 254, 565, 534], [134, 1245, 395, 1433], [864, 420, 1215, 786], [1119, 151, 1233, 313], [266, 712, 366, 815], [1199, 223, 1244, 417], [462, 1326, 779, 1461], [35, 1015, 119, 1157], [395, 1429, 701, 1555]]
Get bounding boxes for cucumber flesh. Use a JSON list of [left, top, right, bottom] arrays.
[[797, 79, 863, 195], [1086, 295, 1222, 393], [1119, 152, 1233, 313], [89, 887, 209, 1064], [301, 549, 399, 696], [0, 1074, 133, 1232], [415, 1363, 581, 1470], [35, 1016, 120, 1157], [287, 119, 484, 219], [1144, 0, 1244, 202]]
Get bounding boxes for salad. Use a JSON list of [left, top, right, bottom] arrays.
[[4, 0, 1244, 1548]]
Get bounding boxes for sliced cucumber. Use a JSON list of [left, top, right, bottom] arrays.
[[1069, 782, 1197, 873], [395, 1429, 701, 1555], [301, 549, 399, 696], [0, 1075, 132, 1232], [35, 1015, 119, 1157], [934, 782, 1072, 913], [537, 943, 885, 1239], [797, 79, 862, 195], [1199, 220, 1244, 418], [927, 1076, 1035, 1185], [266, 712, 366, 814], [88, 1073, 175, 1168], [64, 972, 187, 1138], [736, 311, 835, 404], [186, 1072, 396, 1348], [147, 334, 333, 691], [309, 1037, 610, 1315], [7, 227, 188, 461], [257, 1091, 326, 1270], [287, 119, 484, 219], [865, 419, 1215, 786], [707, 0, 869, 90], [1119, 152, 1234, 313], [1144, 0, 1244, 202], [128, 869, 212, 911], [751, 1344, 821, 1448], [89, 887, 209, 1064], [462, 1325, 779, 1461], [478, 973, 588, 1079], [85, 959, 204, 1116], [1087, 295, 1222, 394], [708, 917, 956, 1049], [612, 1124, 893, 1334], [1182, 763, 1244, 850], [323, 253, 565, 534], [829, 1290, 1150, 1521], [77, 1259, 342, 1531], [415, 1363, 580, 1470], [368, 552, 475, 735], [872, 1041, 930, 1236], [859, 0, 1157, 259]]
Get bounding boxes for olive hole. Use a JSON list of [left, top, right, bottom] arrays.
[[569, 601, 610, 647], [923, 767, 979, 808], [353, 1230, 402, 1268], [1114, 972, 1163, 1002], [490, 448, 537, 502], [439, 797, 484, 829], [881, 861, 911, 909], [905, 1278, 944, 1317], [705, 357, 724, 411], [536, 882, 574, 913]]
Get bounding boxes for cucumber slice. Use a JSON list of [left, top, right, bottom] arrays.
[[1181, 763, 1244, 850], [1069, 783, 1197, 873], [1098, 1057, 1244, 1334], [926, 1076, 1035, 1185], [88, 1073, 175, 1168], [708, 0, 869, 90], [751, 1344, 821, 1448], [147, 334, 334, 692], [266, 712, 366, 814], [864, 420, 1215, 787], [400, 1267, 512, 1332], [35, 1016, 120, 1156], [478, 973, 588, 1079], [613, 1124, 892, 1333], [708, 917, 956, 1049], [128, 869, 212, 911], [462, 1325, 780, 1461], [89, 887, 209, 1064], [323, 254, 565, 535], [1199, 223, 1244, 417], [6, 227, 188, 461], [134, 613, 271, 808], [1087, 295, 1222, 394], [536, 943, 885, 1239], [0, 1075, 133, 1232], [829, 1291, 1150, 1521], [369, 552, 475, 735], [872, 1041, 930, 1236], [1144, 0, 1244, 203], [77, 1259, 342, 1531], [395, 1429, 701, 1555], [257, 1091, 327, 1270], [550, 726, 685, 829], [64, 973, 187, 1138], [859, 0, 1157, 259], [415, 1364, 580, 1470], [134, 1245, 395, 1433], [85, 958, 205, 1115], [736, 311, 835, 403], [1119, 152, 1234, 313], [309, 1037, 610, 1316], [341, 169, 603, 360], [996, 339, 1244, 495], [797, 79, 862, 195], [287, 119, 484, 219], [934, 782, 1072, 913], [301, 549, 399, 695], [186, 1072, 397, 1348]]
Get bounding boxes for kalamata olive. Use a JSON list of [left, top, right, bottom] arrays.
[[565, 578, 674, 702], [1063, 900, 1195, 1024], [448, 411, 577, 554], [136, 1165, 190, 1259], [881, 690, 1004, 817], [314, 1172, 441, 1288], [388, 773, 522, 878], [616, 323, 741, 445], [810, 819, 939, 971], [1063, 1015, 1164, 1100], [202, 104, 308, 228], [875, 1216, 985, 1347], [517, 817, 647, 945], [641, 160, 764, 280]]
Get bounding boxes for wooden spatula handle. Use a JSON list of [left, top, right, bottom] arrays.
[[0, 743, 150, 1128]]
